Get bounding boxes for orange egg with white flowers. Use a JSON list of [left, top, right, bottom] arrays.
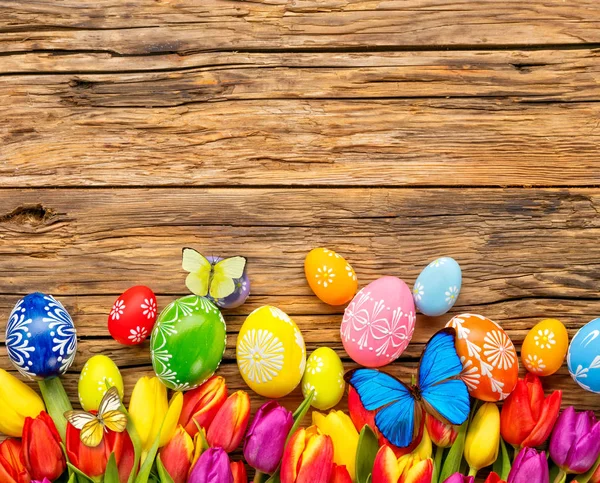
[[305, 248, 358, 306], [446, 313, 518, 402]]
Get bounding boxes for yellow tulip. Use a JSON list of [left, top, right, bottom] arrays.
[[412, 426, 433, 460], [0, 369, 44, 437], [129, 376, 183, 459], [464, 402, 500, 474], [312, 409, 359, 479]]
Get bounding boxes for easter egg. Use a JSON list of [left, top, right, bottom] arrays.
[[568, 318, 600, 393], [522, 319, 568, 377], [446, 313, 518, 401], [151, 295, 226, 391], [413, 257, 462, 317], [302, 347, 345, 410], [341, 276, 416, 368], [206, 256, 251, 309], [78, 355, 124, 411], [237, 305, 306, 398], [305, 248, 358, 306], [6, 292, 77, 379], [108, 285, 157, 345]]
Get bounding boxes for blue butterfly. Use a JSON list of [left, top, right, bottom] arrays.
[[345, 327, 469, 448]]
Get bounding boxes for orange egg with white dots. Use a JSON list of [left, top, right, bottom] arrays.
[[305, 248, 358, 306]]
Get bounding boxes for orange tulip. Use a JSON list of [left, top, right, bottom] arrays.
[[330, 464, 352, 483], [179, 376, 227, 437], [0, 439, 30, 483], [159, 425, 194, 483], [398, 457, 433, 483], [231, 461, 247, 483], [281, 426, 334, 483], [425, 413, 457, 448], [206, 391, 250, 453]]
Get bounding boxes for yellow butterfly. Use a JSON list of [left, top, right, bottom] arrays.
[[64, 386, 127, 447], [182, 248, 247, 300]]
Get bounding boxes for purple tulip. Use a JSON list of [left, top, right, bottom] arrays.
[[243, 400, 294, 474], [188, 447, 233, 483], [550, 406, 600, 474], [33, 480, 51, 483], [508, 448, 549, 483], [443, 473, 475, 483]]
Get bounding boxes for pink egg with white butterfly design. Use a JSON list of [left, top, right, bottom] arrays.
[[341, 276, 416, 367]]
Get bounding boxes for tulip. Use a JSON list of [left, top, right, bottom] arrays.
[[188, 447, 233, 483], [0, 439, 30, 483], [464, 403, 500, 475], [484, 474, 506, 483], [397, 455, 434, 483], [129, 376, 183, 458], [507, 448, 548, 483], [22, 411, 65, 481], [348, 387, 377, 434], [281, 426, 334, 483], [207, 391, 251, 453], [330, 465, 352, 483], [0, 369, 45, 437], [32, 480, 51, 483], [372, 445, 401, 483], [66, 422, 135, 480], [191, 429, 208, 469], [159, 425, 194, 483], [244, 400, 293, 474], [443, 474, 474, 483], [312, 410, 359, 479], [500, 374, 562, 448], [426, 413, 458, 448], [231, 461, 247, 483], [589, 463, 600, 483], [549, 406, 600, 475], [179, 376, 228, 437]]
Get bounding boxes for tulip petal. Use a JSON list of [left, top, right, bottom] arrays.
[[330, 464, 353, 483], [372, 446, 400, 483], [500, 379, 536, 446], [312, 411, 359, 479], [281, 428, 306, 483], [565, 421, 600, 473], [401, 459, 433, 483], [180, 376, 227, 437], [231, 461, 247, 483], [550, 407, 577, 468], [160, 392, 184, 447], [525, 374, 544, 422], [296, 431, 334, 483], [160, 425, 194, 483], [521, 390, 562, 448]]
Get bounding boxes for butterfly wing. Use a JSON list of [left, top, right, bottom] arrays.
[[346, 368, 416, 448], [97, 386, 127, 433], [210, 256, 247, 299], [80, 419, 105, 447], [102, 410, 128, 433], [418, 328, 470, 426], [65, 410, 97, 430], [182, 248, 212, 296], [98, 386, 123, 414]]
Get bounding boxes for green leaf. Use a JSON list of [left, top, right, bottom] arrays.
[[439, 420, 468, 482], [67, 463, 95, 483], [572, 452, 600, 483], [68, 473, 77, 483], [104, 453, 121, 483], [135, 432, 161, 483], [495, 439, 511, 480], [156, 455, 175, 483], [356, 425, 379, 483], [38, 377, 73, 443]]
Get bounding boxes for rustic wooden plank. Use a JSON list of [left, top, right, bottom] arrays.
[[3, 99, 600, 187], [2, 0, 600, 53]]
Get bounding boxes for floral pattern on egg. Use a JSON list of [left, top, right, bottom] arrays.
[[302, 347, 345, 410], [522, 318, 568, 377], [446, 313, 518, 402], [305, 248, 358, 306]]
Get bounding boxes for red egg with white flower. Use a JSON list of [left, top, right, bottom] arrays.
[[108, 286, 157, 345]]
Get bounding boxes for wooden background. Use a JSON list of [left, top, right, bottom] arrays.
[[2, 0, 600, 459]]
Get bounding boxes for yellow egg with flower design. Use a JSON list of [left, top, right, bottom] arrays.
[[236, 305, 306, 398], [302, 347, 345, 410], [522, 318, 568, 376], [78, 355, 124, 411]]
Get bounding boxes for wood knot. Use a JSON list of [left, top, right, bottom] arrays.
[[0, 204, 57, 227], [69, 78, 95, 89]]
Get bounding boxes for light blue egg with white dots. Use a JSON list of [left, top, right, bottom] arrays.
[[412, 257, 462, 317], [568, 318, 600, 393]]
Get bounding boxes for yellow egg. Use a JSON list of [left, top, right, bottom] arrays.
[[78, 355, 124, 411], [305, 248, 358, 306], [522, 318, 568, 376], [236, 305, 306, 398], [302, 347, 345, 410]]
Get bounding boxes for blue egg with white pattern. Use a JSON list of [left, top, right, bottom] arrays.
[[412, 257, 462, 317], [6, 292, 77, 379], [568, 318, 600, 393]]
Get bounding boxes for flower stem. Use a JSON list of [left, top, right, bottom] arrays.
[[38, 377, 72, 442], [468, 467, 478, 477], [433, 446, 444, 483], [553, 469, 567, 483], [253, 472, 266, 483]]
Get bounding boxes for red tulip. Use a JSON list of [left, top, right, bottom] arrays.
[[159, 425, 194, 483], [0, 439, 30, 483], [22, 411, 65, 481], [500, 374, 562, 448], [179, 376, 228, 437], [330, 464, 352, 483], [231, 461, 247, 483], [484, 473, 506, 483], [372, 445, 400, 483], [425, 413, 457, 448], [207, 391, 251, 453], [281, 426, 334, 483], [66, 422, 134, 480]]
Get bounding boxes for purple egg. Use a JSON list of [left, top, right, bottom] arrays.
[[206, 256, 251, 309]]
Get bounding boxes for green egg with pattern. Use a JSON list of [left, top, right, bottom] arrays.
[[150, 295, 226, 391]]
